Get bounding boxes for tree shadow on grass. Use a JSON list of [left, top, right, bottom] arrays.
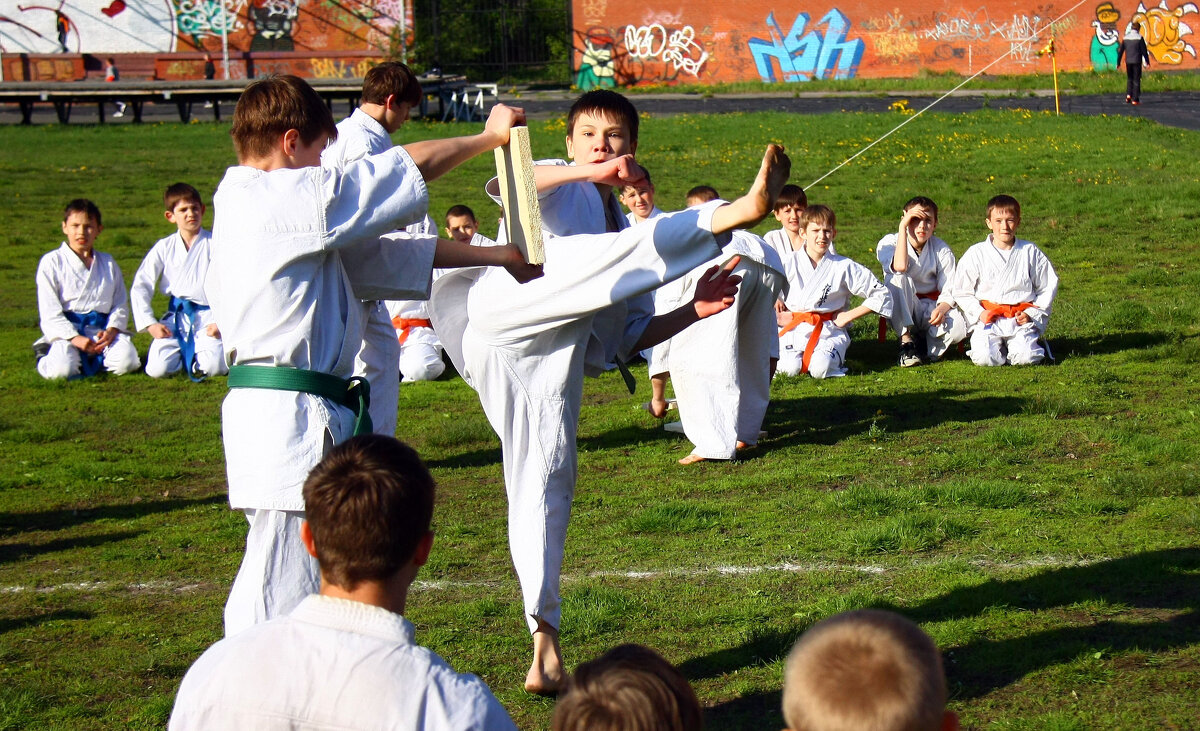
[[0, 493, 226, 538], [0, 609, 91, 635], [0, 530, 144, 564], [1048, 331, 1172, 358], [885, 547, 1200, 700], [421, 446, 503, 471], [703, 689, 784, 730]]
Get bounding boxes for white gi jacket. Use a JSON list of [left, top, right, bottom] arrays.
[[130, 229, 216, 331], [209, 148, 435, 510], [170, 595, 516, 731], [36, 243, 132, 342], [951, 237, 1058, 332]]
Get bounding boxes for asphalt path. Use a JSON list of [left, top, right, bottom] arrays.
[[3, 88, 1196, 132]]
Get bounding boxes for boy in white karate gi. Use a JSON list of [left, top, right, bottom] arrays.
[[875, 196, 966, 367], [776, 205, 891, 379], [951, 194, 1059, 366], [170, 435, 517, 730], [209, 74, 539, 638], [434, 86, 791, 690], [35, 198, 141, 380], [763, 184, 808, 263], [321, 61, 425, 435], [647, 186, 789, 465], [130, 183, 226, 380], [619, 170, 663, 225]]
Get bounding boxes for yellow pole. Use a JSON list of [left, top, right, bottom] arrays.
[[1052, 50, 1060, 115]]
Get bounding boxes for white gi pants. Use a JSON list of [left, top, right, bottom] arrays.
[[398, 330, 446, 382], [37, 337, 140, 380], [673, 260, 784, 458], [968, 317, 1045, 366], [355, 301, 402, 436], [882, 275, 966, 360], [144, 312, 227, 378], [223, 508, 319, 637], [777, 323, 850, 379]]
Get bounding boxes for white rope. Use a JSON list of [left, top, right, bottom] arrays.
[[804, 0, 1092, 190]]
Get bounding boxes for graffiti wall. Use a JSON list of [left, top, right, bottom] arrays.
[[572, 0, 1198, 87], [0, 0, 411, 60]]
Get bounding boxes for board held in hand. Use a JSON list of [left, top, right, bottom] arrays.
[[493, 125, 545, 265]]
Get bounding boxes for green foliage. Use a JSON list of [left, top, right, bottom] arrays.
[[1, 109, 1198, 729]]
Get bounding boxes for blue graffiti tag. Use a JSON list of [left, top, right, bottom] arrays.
[[748, 9, 865, 82]]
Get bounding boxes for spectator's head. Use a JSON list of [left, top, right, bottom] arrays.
[[773, 184, 808, 235], [361, 61, 422, 132], [163, 183, 205, 237], [301, 435, 435, 596], [444, 204, 479, 243], [984, 194, 1021, 245], [782, 610, 956, 731], [685, 185, 720, 207], [553, 644, 703, 731], [231, 75, 337, 166], [620, 169, 657, 221], [62, 198, 103, 251]]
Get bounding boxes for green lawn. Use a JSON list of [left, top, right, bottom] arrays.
[[1, 108, 1198, 729]]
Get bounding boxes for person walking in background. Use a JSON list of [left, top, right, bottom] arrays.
[[1117, 22, 1150, 105]]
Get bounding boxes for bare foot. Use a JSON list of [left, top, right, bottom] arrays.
[[678, 453, 708, 465], [525, 625, 566, 695], [711, 144, 791, 234]]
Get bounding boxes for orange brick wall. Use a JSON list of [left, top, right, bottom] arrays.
[[571, 0, 1198, 88]]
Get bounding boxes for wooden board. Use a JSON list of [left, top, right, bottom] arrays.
[[493, 125, 545, 264]]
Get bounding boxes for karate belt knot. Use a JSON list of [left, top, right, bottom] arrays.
[[878, 289, 940, 342], [167, 295, 210, 382], [64, 309, 110, 378], [779, 310, 838, 375], [228, 365, 373, 436], [980, 300, 1034, 325], [391, 316, 432, 346]]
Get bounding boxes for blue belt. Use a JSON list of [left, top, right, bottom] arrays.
[[167, 296, 210, 382], [64, 310, 109, 378]]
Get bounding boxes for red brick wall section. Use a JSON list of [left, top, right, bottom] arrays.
[[571, 0, 1199, 88]]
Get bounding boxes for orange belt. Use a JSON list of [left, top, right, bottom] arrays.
[[980, 300, 1033, 325], [878, 289, 940, 342], [780, 310, 837, 374], [392, 317, 432, 345]]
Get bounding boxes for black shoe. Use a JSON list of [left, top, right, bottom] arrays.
[[898, 340, 922, 367], [32, 342, 50, 361]]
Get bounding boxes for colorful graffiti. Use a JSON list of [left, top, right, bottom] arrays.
[[1133, 0, 1197, 63], [748, 9, 865, 81], [1092, 1, 1122, 69], [2, 0, 177, 53], [624, 23, 709, 76], [574, 19, 714, 89]]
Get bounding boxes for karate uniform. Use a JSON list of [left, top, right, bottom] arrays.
[[951, 237, 1058, 366], [209, 146, 435, 636], [875, 233, 967, 360], [385, 298, 445, 382], [626, 206, 663, 226], [170, 594, 516, 731], [35, 243, 140, 380], [667, 230, 788, 459], [430, 182, 730, 634], [777, 251, 891, 379], [130, 229, 227, 378], [321, 108, 418, 437]]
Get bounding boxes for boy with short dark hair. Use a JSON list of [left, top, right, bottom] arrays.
[[552, 644, 703, 731], [777, 205, 891, 378], [209, 74, 538, 637], [875, 196, 966, 366], [950, 194, 1058, 366], [782, 609, 958, 731], [434, 86, 790, 691], [35, 199, 141, 380], [764, 184, 814, 262], [170, 435, 517, 730], [131, 183, 226, 380], [620, 169, 662, 225]]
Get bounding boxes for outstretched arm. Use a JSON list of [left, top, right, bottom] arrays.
[[633, 257, 742, 351], [532, 155, 646, 194], [433, 238, 543, 283], [402, 104, 526, 183]]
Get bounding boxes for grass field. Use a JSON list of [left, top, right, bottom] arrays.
[[1, 106, 1198, 729]]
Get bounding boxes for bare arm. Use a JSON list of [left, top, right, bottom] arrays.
[[633, 257, 742, 351], [432, 238, 543, 283], [532, 155, 645, 194], [402, 104, 525, 183], [833, 304, 875, 329]]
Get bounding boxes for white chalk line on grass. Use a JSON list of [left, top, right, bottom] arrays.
[[0, 555, 1101, 596]]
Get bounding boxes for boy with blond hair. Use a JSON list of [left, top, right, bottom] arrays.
[[35, 199, 141, 380], [875, 196, 966, 367], [950, 194, 1058, 366], [432, 87, 791, 692], [131, 183, 226, 380], [782, 609, 958, 731], [777, 205, 890, 378], [208, 74, 539, 637]]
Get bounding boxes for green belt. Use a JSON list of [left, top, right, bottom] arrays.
[[227, 365, 373, 437]]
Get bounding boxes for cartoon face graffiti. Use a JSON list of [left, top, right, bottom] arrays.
[[1091, 1, 1122, 70], [1133, 0, 1198, 64], [248, 0, 298, 51]]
